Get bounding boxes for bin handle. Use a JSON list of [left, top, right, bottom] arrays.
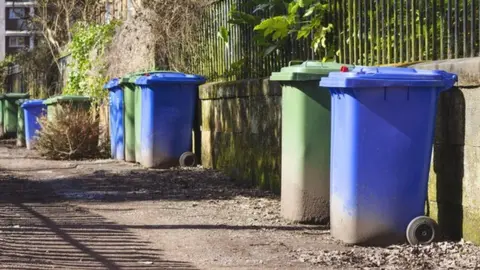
[[288, 60, 304, 66], [143, 70, 185, 76]]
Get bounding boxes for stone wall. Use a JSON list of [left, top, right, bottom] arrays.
[[413, 58, 480, 244], [200, 58, 480, 244], [199, 79, 281, 192]]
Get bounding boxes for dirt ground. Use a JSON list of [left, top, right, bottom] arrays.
[[0, 141, 480, 270]]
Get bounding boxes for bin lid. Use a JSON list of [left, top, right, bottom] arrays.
[[135, 72, 206, 86], [121, 71, 169, 84], [15, 98, 28, 105], [104, 78, 121, 90], [5, 93, 30, 100], [21, 99, 45, 109], [270, 61, 354, 81], [44, 95, 91, 105], [320, 66, 458, 90]]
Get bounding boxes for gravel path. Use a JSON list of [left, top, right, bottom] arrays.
[[0, 141, 479, 269]]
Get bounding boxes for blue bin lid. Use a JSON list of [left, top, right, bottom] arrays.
[[135, 72, 206, 86], [21, 99, 45, 109], [320, 66, 458, 91], [104, 78, 121, 90]]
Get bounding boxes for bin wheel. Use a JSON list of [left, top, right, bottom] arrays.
[[179, 152, 197, 167], [406, 216, 438, 245]]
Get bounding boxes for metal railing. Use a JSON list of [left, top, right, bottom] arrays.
[[196, 0, 480, 81]]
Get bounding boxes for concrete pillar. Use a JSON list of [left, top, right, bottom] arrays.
[[0, 0, 6, 60], [29, 6, 34, 50]]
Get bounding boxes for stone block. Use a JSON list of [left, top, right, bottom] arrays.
[[199, 78, 281, 100]]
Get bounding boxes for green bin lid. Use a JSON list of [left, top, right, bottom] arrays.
[[15, 98, 28, 105], [5, 93, 30, 100], [120, 70, 170, 84], [270, 61, 354, 81], [44, 95, 91, 105]]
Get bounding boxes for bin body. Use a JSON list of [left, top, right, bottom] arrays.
[[270, 61, 351, 224], [22, 100, 46, 150], [0, 95, 5, 137], [134, 84, 142, 162], [121, 71, 162, 162], [44, 95, 91, 122], [120, 76, 137, 162], [4, 93, 29, 138], [117, 71, 167, 163], [135, 72, 205, 168], [16, 99, 27, 147], [320, 67, 457, 245], [104, 78, 125, 161]]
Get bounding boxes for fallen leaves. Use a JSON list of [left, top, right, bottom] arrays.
[[294, 240, 480, 269]]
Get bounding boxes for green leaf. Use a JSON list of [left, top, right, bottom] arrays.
[[303, 6, 315, 17], [297, 0, 313, 8], [217, 26, 230, 48], [288, 2, 299, 14], [254, 16, 290, 40], [297, 25, 311, 39]]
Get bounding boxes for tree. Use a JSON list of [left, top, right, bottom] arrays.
[[27, 0, 105, 69]]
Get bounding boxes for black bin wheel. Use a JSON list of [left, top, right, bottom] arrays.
[[179, 152, 197, 167], [406, 216, 438, 245]]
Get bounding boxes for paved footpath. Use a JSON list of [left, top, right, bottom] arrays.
[[0, 141, 479, 270]]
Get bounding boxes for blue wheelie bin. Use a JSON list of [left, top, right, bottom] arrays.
[[135, 72, 206, 168], [104, 78, 125, 161], [320, 67, 457, 246], [21, 99, 47, 150]]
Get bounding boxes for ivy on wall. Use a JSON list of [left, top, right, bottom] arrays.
[[64, 21, 120, 104]]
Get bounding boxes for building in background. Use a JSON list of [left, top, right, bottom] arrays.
[[0, 0, 37, 61]]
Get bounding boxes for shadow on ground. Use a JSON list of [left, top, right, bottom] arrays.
[[0, 176, 198, 270], [47, 168, 277, 203]]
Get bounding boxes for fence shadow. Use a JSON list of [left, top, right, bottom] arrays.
[[0, 177, 197, 270]]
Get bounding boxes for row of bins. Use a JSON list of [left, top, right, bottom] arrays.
[[0, 94, 90, 150], [104, 72, 205, 168], [271, 61, 457, 246], [105, 64, 457, 246]]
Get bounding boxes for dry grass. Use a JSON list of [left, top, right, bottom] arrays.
[[35, 105, 107, 160]]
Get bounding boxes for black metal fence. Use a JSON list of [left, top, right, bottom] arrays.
[[197, 0, 480, 81], [335, 0, 480, 65], [197, 0, 314, 81]]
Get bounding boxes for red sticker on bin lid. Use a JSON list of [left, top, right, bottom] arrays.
[[340, 66, 349, 72]]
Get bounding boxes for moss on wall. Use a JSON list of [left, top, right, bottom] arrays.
[[199, 78, 281, 193]]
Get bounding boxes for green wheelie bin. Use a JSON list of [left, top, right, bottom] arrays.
[[270, 61, 353, 224], [44, 95, 91, 122], [119, 71, 166, 163], [119, 72, 145, 163], [3, 93, 30, 138], [0, 94, 5, 138], [16, 99, 27, 147]]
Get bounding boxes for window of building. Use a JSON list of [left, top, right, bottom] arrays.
[[9, 37, 26, 48], [9, 8, 26, 19]]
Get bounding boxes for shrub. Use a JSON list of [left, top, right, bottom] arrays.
[[35, 105, 107, 160]]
